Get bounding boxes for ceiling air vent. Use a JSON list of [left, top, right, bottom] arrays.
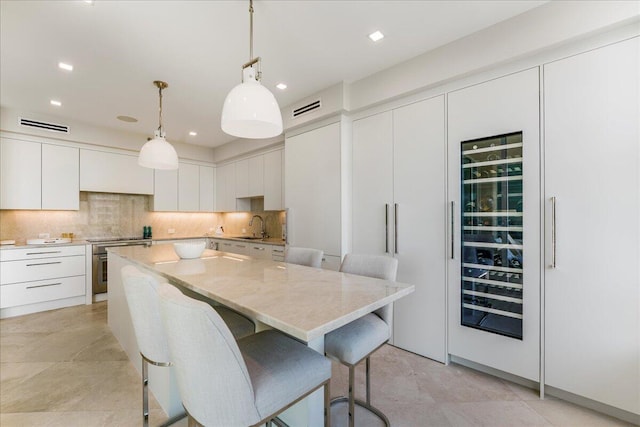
[[19, 117, 70, 134], [292, 99, 321, 118]]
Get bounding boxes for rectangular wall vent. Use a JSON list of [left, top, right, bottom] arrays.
[[19, 117, 70, 133], [292, 99, 321, 118]]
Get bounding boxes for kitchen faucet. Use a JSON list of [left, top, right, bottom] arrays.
[[248, 215, 266, 239]]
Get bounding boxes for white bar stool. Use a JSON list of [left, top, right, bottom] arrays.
[[324, 253, 398, 427]]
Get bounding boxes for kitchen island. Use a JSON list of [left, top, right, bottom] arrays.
[[108, 243, 414, 426]]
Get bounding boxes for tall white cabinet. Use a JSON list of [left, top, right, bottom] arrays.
[[352, 96, 447, 362], [447, 68, 541, 381], [285, 119, 349, 269], [543, 37, 639, 415]]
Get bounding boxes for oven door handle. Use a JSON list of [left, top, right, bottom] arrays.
[[97, 255, 108, 261]]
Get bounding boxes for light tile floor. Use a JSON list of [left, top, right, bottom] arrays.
[[0, 302, 633, 427]]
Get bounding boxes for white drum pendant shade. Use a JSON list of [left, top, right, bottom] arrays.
[[221, 67, 283, 139], [138, 134, 179, 170]]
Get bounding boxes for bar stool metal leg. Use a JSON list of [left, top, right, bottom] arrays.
[[330, 351, 390, 427], [142, 358, 149, 427]]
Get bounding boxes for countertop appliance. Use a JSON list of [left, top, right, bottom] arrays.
[[90, 237, 151, 294]]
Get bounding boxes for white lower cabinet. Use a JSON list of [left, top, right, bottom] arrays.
[[247, 243, 272, 260], [352, 96, 447, 362], [0, 245, 88, 318], [543, 37, 639, 416], [271, 246, 284, 262], [447, 67, 541, 381]]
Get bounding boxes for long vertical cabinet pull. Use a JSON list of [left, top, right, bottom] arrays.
[[385, 204, 390, 253], [551, 196, 557, 268], [394, 203, 399, 254], [450, 201, 455, 259]]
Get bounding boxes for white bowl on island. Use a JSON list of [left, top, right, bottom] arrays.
[[173, 241, 206, 259]]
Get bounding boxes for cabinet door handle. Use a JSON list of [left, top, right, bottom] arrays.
[[26, 261, 62, 267], [450, 201, 455, 260], [27, 282, 62, 289], [551, 196, 557, 269], [394, 203, 399, 254], [253, 247, 265, 251], [26, 251, 62, 255], [235, 244, 246, 248], [385, 203, 390, 253]]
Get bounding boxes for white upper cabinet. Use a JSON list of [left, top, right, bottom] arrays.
[[285, 121, 344, 258], [236, 155, 265, 199], [235, 158, 250, 198], [544, 37, 639, 415], [199, 166, 214, 212], [80, 149, 153, 195], [0, 139, 79, 210], [0, 138, 41, 209], [153, 163, 214, 212], [215, 163, 236, 212], [447, 68, 541, 382], [264, 149, 284, 211], [248, 155, 264, 197], [152, 169, 178, 211], [41, 144, 79, 210], [178, 163, 199, 211]]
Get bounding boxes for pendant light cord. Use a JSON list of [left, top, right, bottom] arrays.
[[158, 85, 163, 133], [249, 0, 254, 61]]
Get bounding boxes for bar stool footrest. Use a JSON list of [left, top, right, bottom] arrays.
[[329, 396, 390, 427]]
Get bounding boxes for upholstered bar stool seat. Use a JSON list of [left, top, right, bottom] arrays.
[[158, 283, 332, 427], [121, 265, 255, 426], [325, 253, 398, 427], [325, 314, 389, 365], [285, 246, 324, 268]]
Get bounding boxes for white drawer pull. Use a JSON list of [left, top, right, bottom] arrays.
[[26, 282, 62, 289], [26, 261, 62, 267]]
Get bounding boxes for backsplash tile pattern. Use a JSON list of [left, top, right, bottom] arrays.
[[0, 192, 284, 244]]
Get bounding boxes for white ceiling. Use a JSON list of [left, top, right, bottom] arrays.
[[0, 0, 547, 148]]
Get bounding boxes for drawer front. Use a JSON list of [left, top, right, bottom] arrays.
[[271, 247, 285, 262], [248, 244, 272, 260], [0, 245, 86, 261], [1, 255, 85, 285], [0, 275, 85, 308], [217, 241, 236, 253]]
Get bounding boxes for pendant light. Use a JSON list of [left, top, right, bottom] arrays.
[[138, 80, 179, 170], [221, 0, 283, 139]]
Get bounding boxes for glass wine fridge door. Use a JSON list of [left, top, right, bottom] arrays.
[[460, 131, 523, 339]]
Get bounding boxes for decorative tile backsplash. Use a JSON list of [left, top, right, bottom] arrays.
[[0, 192, 284, 244]]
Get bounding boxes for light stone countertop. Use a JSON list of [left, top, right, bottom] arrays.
[[110, 243, 414, 342]]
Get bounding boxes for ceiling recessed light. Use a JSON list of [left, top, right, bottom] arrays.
[[368, 30, 384, 42], [117, 115, 138, 123], [276, 83, 287, 90], [189, 131, 197, 136], [58, 62, 73, 71], [50, 100, 62, 107]]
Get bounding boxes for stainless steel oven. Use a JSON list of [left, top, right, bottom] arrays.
[[90, 238, 151, 294]]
